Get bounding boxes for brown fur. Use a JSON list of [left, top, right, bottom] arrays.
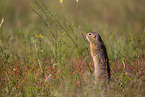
[[86, 32, 110, 83]]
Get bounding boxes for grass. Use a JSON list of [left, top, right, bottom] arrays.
[[0, 0, 145, 96]]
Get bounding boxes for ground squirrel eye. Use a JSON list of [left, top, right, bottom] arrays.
[[89, 33, 91, 35]]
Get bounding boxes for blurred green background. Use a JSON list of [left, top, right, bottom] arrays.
[[0, 0, 145, 96]]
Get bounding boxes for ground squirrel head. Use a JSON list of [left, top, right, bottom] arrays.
[[86, 32, 102, 44]]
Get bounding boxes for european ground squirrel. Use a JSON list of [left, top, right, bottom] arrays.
[[86, 32, 111, 83]]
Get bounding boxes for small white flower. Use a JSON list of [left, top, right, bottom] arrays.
[[76, 0, 79, 2], [0, 17, 4, 27], [13, 68, 16, 71], [59, 0, 63, 4]]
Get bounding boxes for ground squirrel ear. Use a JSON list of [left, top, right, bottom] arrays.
[[94, 33, 101, 41], [94, 35, 96, 38], [90, 32, 97, 38]]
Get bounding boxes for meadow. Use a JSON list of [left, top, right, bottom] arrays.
[[0, 0, 145, 96]]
